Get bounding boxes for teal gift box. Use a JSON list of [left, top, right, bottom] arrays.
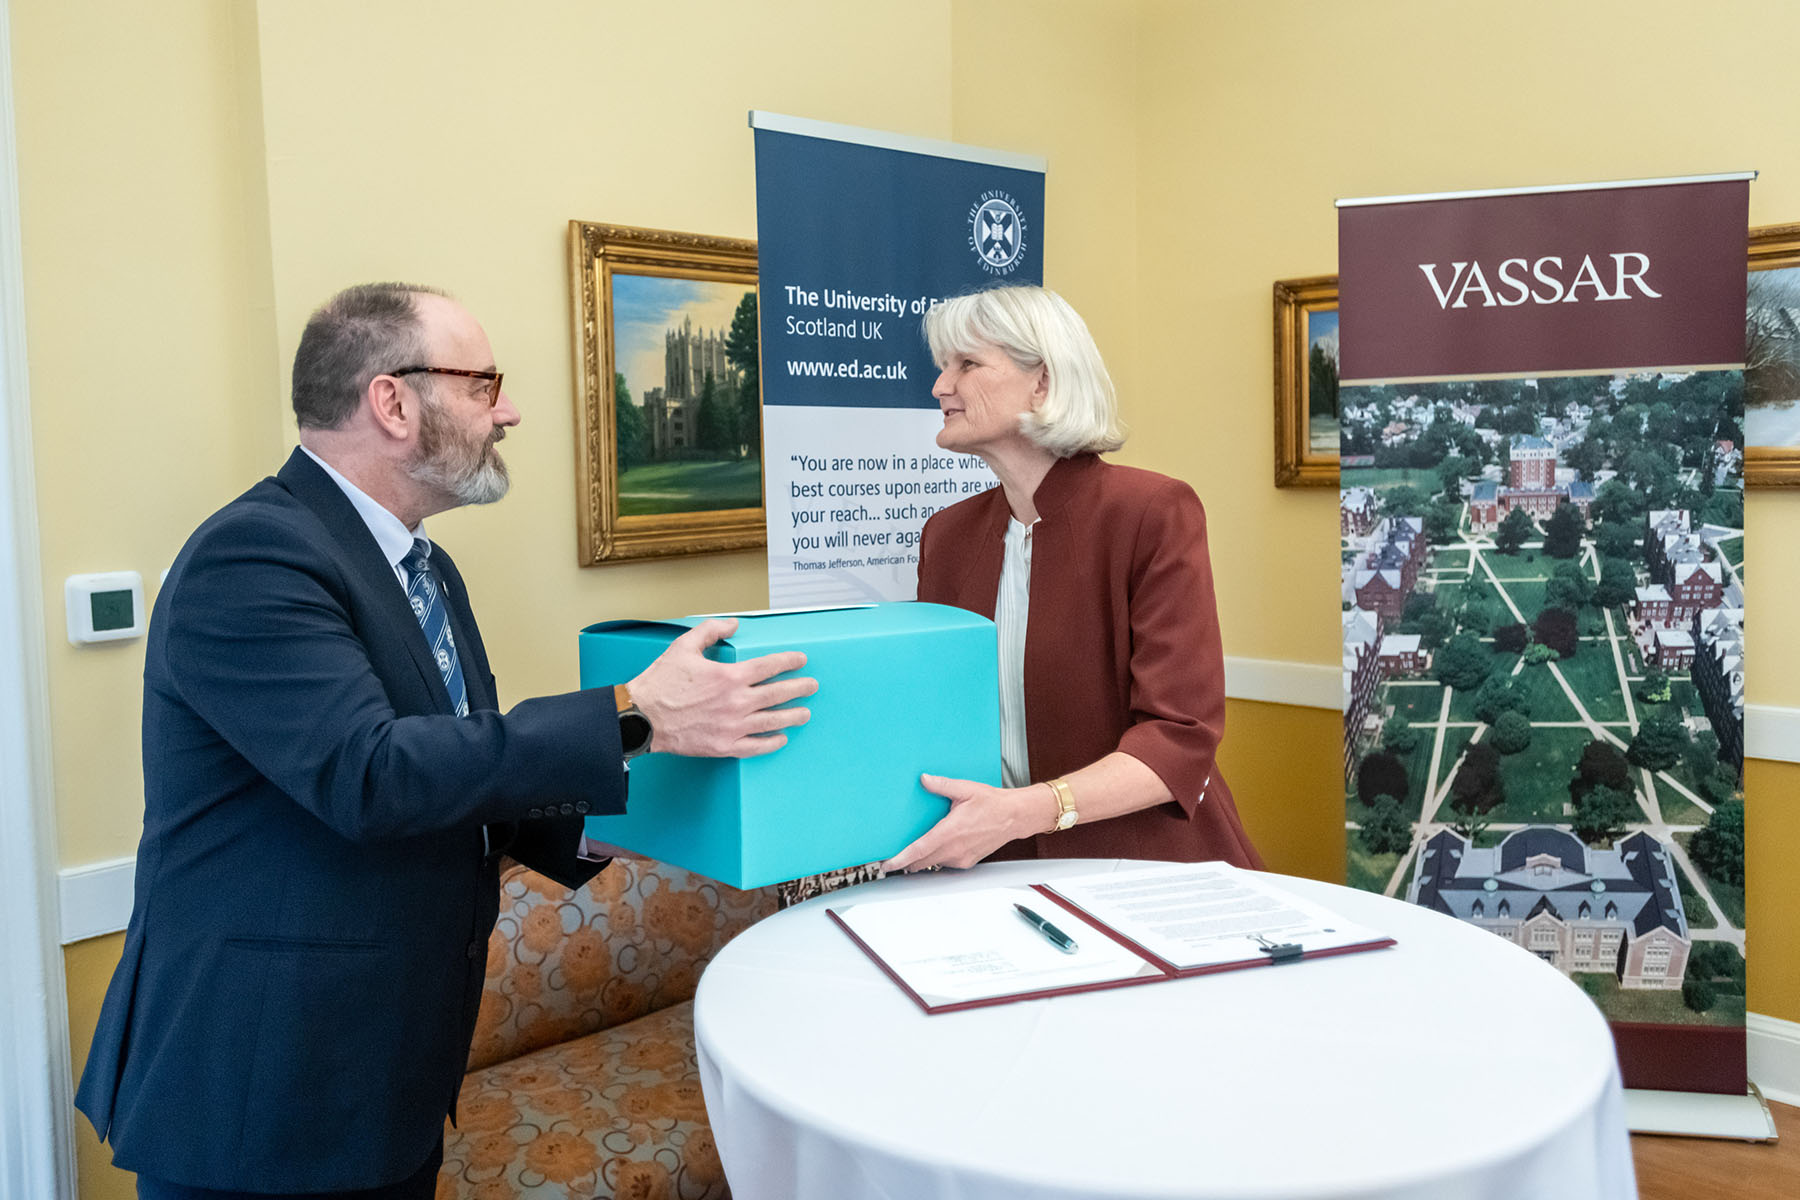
[[578, 602, 1000, 889]]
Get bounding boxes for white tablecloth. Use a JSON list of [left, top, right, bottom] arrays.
[[695, 860, 1637, 1200]]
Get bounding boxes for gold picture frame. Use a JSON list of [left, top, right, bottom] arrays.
[[1272, 274, 1340, 487], [1746, 221, 1800, 488], [569, 221, 766, 563]]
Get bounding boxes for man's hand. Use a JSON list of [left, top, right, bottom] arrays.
[[627, 618, 816, 758]]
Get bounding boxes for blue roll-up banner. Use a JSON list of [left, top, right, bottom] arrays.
[[751, 111, 1046, 605]]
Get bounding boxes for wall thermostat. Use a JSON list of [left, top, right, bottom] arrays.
[[65, 571, 145, 645]]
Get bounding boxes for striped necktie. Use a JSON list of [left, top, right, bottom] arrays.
[[400, 537, 469, 718]]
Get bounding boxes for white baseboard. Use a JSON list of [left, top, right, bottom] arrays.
[[57, 856, 133, 945], [1749, 1012, 1800, 1108], [1221, 655, 1800, 766]]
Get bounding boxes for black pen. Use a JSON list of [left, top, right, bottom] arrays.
[[1014, 903, 1079, 954]]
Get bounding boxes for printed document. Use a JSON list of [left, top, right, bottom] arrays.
[[1046, 862, 1385, 970]]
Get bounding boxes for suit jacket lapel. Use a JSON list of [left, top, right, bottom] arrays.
[[275, 448, 457, 713]]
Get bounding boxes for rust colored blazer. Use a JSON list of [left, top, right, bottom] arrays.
[[917, 453, 1263, 868]]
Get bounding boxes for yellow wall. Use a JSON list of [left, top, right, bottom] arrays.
[[12, 2, 1797, 1195]]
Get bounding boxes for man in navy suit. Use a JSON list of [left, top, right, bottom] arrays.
[[74, 283, 815, 1198]]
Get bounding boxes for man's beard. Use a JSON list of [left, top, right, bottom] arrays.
[[407, 395, 510, 506]]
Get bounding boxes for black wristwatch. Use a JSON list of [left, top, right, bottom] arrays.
[[613, 684, 654, 760]]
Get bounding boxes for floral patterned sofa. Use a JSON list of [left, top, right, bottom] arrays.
[[438, 856, 777, 1200]]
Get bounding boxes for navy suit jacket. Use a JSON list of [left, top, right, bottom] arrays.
[[75, 449, 622, 1191]]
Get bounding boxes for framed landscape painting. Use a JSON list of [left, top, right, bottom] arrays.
[[569, 221, 766, 563], [1745, 221, 1800, 487], [1273, 274, 1340, 487]]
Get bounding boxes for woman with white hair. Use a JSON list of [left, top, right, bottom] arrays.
[[884, 286, 1262, 872]]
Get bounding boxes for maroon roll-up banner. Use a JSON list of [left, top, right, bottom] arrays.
[[1341, 179, 1748, 382], [1337, 174, 1751, 1096]]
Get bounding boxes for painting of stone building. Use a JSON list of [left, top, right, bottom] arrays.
[[611, 274, 763, 517]]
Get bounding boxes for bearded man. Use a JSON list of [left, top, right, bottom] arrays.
[[75, 283, 814, 1199]]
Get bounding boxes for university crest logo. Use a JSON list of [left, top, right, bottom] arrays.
[[969, 190, 1027, 276]]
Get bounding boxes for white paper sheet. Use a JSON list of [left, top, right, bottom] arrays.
[[831, 886, 1161, 1007], [1045, 863, 1391, 970]]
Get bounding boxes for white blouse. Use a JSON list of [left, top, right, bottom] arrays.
[[996, 516, 1036, 788]]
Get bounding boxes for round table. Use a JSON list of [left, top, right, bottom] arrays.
[[694, 860, 1636, 1200]]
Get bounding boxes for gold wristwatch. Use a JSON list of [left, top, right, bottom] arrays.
[[1045, 777, 1079, 832]]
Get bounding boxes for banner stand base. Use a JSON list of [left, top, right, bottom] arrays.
[[1625, 1083, 1779, 1141]]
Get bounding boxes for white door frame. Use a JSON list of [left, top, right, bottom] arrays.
[[0, 0, 77, 1193]]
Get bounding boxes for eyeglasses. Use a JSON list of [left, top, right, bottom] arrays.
[[391, 365, 504, 407]]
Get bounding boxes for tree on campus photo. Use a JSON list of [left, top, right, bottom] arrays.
[[1424, 503, 1461, 544], [1472, 674, 1530, 724], [1594, 557, 1637, 608], [1532, 607, 1579, 658], [1447, 743, 1505, 840], [1382, 714, 1420, 754], [1689, 800, 1745, 886], [1543, 502, 1585, 558], [1489, 710, 1533, 755], [1636, 665, 1671, 704], [1571, 739, 1633, 800], [1700, 488, 1744, 529], [1451, 742, 1504, 809], [1381, 485, 1432, 519], [1571, 784, 1637, 846], [1545, 561, 1595, 611], [1433, 632, 1491, 691], [1593, 522, 1641, 563], [1494, 507, 1535, 556], [1357, 751, 1410, 809], [1627, 713, 1689, 771], [1590, 478, 1647, 528], [1492, 622, 1529, 654], [1522, 643, 1560, 665], [1359, 795, 1413, 856]]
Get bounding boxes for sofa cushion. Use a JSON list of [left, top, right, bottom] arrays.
[[440, 1000, 723, 1200], [468, 857, 777, 1073]]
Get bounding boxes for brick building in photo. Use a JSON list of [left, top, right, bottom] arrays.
[[1411, 827, 1691, 990]]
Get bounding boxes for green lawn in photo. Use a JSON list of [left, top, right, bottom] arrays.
[[1432, 548, 1470, 572], [1387, 682, 1448, 722], [1339, 467, 1438, 491], [1717, 534, 1744, 568], [1675, 831, 1746, 927], [1674, 860, 1718, 930], [1493, 578, 1547, 617], [1573, 971, 1743, 1027], [1649, 778, 1710, 828], [1480, 550, 1548, 576], [617, 458, 762, 516], [1347, 841, 1403, 894], [1554, 650, 1629, 722], [1434, 726, 1476, 795], [1491, 727, 1594, 822], [1396, 848, 1420, 898]]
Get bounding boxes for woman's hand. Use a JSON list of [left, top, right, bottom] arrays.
[[882, 774, 1057, 872]]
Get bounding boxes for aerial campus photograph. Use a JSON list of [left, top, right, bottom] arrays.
[[1338, 370, 1748, 1027]]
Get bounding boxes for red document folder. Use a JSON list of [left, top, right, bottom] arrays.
[[828, 869, 1397, 1016]]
